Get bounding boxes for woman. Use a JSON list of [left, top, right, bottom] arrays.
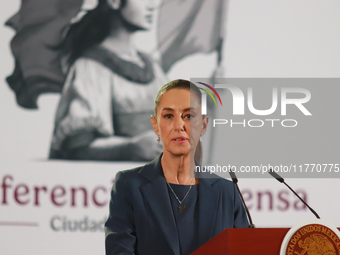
[[105, 79, 249, 255], [49, 0, 165, 161]]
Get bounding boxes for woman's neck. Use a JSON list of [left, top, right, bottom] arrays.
[[101, 28, 135, 56], [100, 12, 142, 56], [161, 152, 198, 185]]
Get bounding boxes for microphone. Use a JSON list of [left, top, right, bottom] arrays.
[[228, 170, 255, 228], [268, 169, 320, 219]]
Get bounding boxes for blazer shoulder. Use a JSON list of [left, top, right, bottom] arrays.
[[120, 165, 144, 176], [115, 162, 153, 188], [117, 166, 144, 183], [208, 174, 236, 192], [202, 171, 233, 184], [219, 177, 235, 186]]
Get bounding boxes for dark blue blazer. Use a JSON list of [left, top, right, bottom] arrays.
[[105, 154, 249, 255]]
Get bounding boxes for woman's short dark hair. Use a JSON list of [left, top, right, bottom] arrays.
[[153, 79, 202, 118]]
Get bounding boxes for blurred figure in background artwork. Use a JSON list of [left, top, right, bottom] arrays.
[[6, 0, 227, 161], [49, 0, 166, 161]]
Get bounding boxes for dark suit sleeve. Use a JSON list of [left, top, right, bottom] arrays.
[[232, 183, 250, 228], [105, 171, 136, 255]]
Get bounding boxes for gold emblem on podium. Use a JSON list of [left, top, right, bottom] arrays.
[[281, 221, 340, 255], [285, 224, 339, 255]]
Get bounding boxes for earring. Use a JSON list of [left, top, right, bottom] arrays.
[[157, 136, 160, 143], [200, 136, 203, 141]]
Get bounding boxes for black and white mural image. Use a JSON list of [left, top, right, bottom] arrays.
[[6, 0, 226, 161]]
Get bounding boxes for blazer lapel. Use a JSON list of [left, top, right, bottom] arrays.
[[197, 178, 221, 246], [139, 154, 180, 255]]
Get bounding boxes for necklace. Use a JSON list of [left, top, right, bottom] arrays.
[[167, 182, 193, 213]]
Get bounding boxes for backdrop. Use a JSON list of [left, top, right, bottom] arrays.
[[1, 1, 340, 254]]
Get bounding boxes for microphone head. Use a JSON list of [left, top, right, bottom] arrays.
[[228, 170, 238, 183], [268, 169, 284, 183]]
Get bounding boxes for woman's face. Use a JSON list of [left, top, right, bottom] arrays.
[[120, 0, 161, 30], [151, 89, 209, 157]]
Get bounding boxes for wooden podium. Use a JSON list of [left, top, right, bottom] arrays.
[[192, 228, 290, 255], [192, 227, 340, 254]]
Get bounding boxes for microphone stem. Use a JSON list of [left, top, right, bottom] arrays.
[[235, 182, 255, 228], [283, 182, 320, 219]]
